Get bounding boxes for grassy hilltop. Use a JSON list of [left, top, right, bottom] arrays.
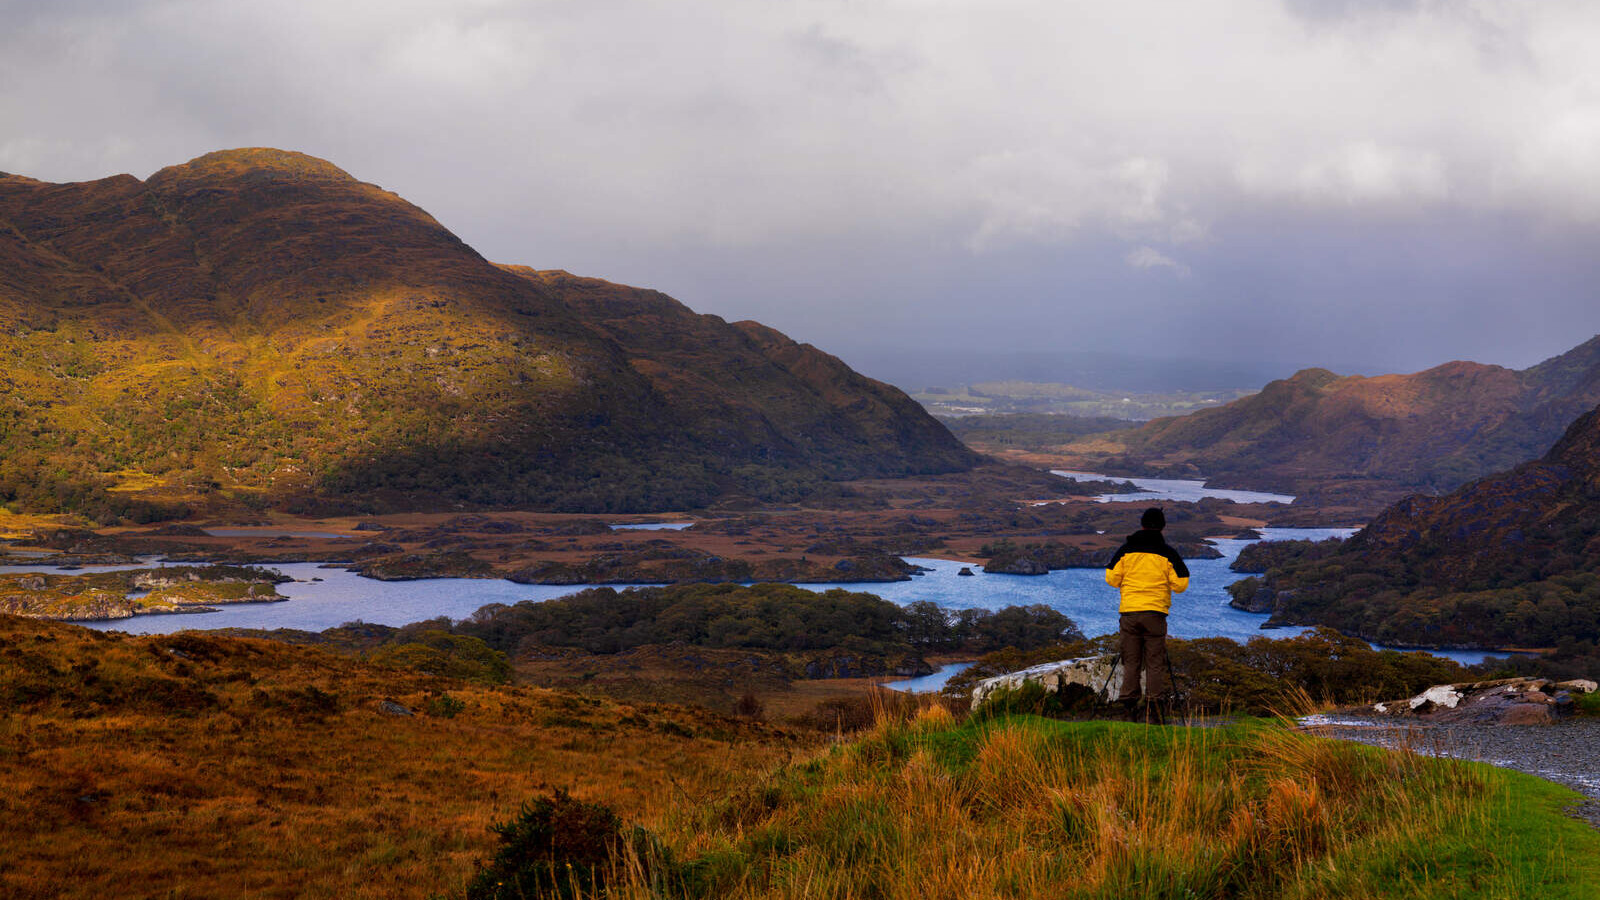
[[4, 612, 1599, 898]]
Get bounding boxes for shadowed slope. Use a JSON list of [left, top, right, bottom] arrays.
[[504, 267, 978, 480], [1076, 337, 1600, 494], [1237, 401, 1600, 652], [0, 149, 974, 517]]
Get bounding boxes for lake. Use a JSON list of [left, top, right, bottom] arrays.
[[6, 527, 1338, 641], [7, 525, 1512, 665], [1049, 470, 1297, 505]]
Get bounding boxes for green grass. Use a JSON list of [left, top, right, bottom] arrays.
[[608, 710, 1600, 899], [1577, 691, 1600, 716]]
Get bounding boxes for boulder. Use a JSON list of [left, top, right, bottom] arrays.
[[1407, 685, 1464, 712], [1374, 677, 1592, 726], [970, 655, 1139, 709]]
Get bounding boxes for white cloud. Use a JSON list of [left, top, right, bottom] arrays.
[[1234, 141, 1451, 206], [7, 0, 1600, 242], [1124, 246, 1191, 278], [6, 0, 1600, 374]]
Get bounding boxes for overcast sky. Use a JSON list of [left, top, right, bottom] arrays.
[[5, 0, 1600, 389]]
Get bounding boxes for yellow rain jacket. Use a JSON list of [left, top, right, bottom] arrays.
[[1105, 528, 1190, 614]]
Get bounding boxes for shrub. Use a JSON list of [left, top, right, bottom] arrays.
[[423, 692, 466, 718], [367, 631, 512, 684], [972, 681, 1073, 721], [465, 789, 642, 900]]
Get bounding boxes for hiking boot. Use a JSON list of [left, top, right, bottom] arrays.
[[1115, 699, 1139, 722], [1141, 700, 1167, 726]]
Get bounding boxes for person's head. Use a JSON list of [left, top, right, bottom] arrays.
[[1140, 507, 1165, 531]]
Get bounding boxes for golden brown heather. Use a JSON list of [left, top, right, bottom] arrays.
[[0, 615, 804, 899], [0, 149, 976, 520]]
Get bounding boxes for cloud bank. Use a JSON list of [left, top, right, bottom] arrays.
[[4, 0, 1600, 384]]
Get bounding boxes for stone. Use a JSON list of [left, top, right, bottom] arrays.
[[1555, 679, 1598, 693], [377, 699, 413, 717], [1499, 703, 1553, 726], [1376, 677, 1578, 726], [970, 655, 1134, 709], [1408, 685, 1464, 711], [957, 567, 975, 576]]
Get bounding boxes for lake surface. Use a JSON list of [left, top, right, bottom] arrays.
[[1050, 470, 1297, 505], [204, 528, 354, 539], [888, 662, 973, 693], [6, 526, 1507, 665]]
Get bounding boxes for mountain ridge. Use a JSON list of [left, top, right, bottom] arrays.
[[0, 149, 977, 519], [1234, 399, 1600, 660], [1062, 336, 1600, 496]]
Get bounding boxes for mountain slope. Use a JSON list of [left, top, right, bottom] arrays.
[[504, 268, 971, 481], [1071, 338, 1600, 494], [1236, 401, 1600, 656], [0, 149, 976, 517]]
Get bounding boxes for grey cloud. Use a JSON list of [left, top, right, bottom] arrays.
[[3, 0, 1600, 387]]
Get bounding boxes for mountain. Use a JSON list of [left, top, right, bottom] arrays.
[[0, 148, 976, 518], [1068, 340, 1600, 495], [1233, 401, 1600, 658]]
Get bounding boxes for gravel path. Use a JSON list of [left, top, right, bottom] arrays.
[[1304, 716, 1600, 828]]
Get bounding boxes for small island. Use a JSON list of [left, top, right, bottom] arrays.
[[0, 565, 288, 621]]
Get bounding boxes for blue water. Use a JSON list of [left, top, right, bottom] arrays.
[[608, 522, 694, 531], [10, 533, 1336, 642], [888, 662, 973, 693], [43, 563, 655, 635], [203, 528, 355, 539], [1049, 470, 1297, 505], [799, 528, 1353, 645], [4, 527, 1511, 664]]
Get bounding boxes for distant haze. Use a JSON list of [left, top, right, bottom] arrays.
[[6, 1, 1600, 390]]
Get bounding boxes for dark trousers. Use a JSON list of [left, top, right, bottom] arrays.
[[1118, 611, 1168, 702]]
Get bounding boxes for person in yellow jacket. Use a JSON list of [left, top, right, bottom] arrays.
[[1105, 507, 1189, 722]]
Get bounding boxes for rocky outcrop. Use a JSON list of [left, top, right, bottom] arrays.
[[1371, 677, 1597, 726], [969, 655, 1143, 709]]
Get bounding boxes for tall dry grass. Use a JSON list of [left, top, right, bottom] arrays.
[[0, 616, 805, 900], [591, 703, 1589, 900]]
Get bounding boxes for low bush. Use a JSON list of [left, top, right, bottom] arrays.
[[465, 789, 652, 900]]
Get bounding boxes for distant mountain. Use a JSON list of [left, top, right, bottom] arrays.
[[1234, 401, 1600, 656], [1068, 339, 1600, 495], [0, 149, 976, 518]]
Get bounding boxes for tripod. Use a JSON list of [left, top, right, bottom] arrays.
[[1098, 649, 1189, 724]]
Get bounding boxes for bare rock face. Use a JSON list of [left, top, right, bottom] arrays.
[[1373, 677, 1594, 726], [970, 654, 1138, 709]]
